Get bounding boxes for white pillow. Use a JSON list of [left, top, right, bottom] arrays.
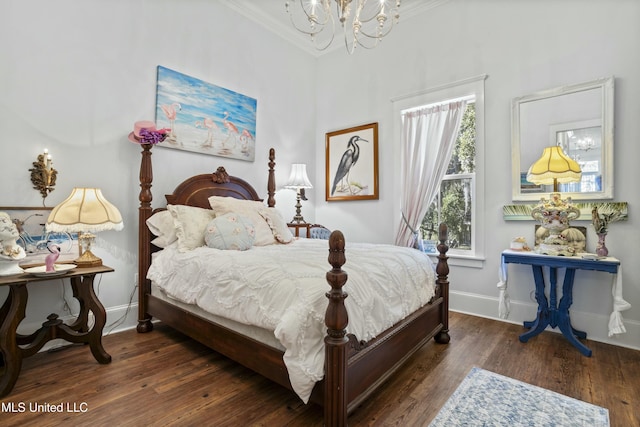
[[208, 196, 277, 246], [167, 204, 216, 252], [204, 213, 255, 251], [259, 208, 293, 244], [146, 210, 177, 248]]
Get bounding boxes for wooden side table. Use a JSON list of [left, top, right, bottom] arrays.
[[0, 265, 113, 396], [501, 250, 620, 357], [287, 222, 311, 238]]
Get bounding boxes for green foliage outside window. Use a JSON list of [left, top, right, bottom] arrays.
[[421, 103, 476, 249]]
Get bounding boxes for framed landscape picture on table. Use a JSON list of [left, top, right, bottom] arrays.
[[0, 207, 78, 266], [325, 122, 379, 201]]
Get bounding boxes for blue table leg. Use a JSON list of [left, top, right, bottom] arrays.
[[557, 268, 592, 357], [519, 265, 550, 343]]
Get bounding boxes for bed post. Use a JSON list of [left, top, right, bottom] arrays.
[[324, 230, 348, 427], [137, 144, 154, 333], [434, 223, 450, 344], [267, 147, 276, 208]]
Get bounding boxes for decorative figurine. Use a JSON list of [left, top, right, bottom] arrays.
[[531, 193, 580, 256], [45, 243, 61, 272], [0, 212, 26, 276]]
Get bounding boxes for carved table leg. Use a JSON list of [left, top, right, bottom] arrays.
[[520, 265, 550, 342], [0, 285, 28, 397], [557, 268, 591, 357], [69, 275, 111, 364]]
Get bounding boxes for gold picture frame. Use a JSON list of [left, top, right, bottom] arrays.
[[325, 122, 379, 201]]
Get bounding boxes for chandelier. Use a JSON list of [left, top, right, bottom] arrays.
[[285, 0, 401, 54], [575, 136, 595, 152]]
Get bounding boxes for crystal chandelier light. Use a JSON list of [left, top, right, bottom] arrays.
[[285, 0, 401, 54]]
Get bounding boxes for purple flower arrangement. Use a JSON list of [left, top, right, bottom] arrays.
[[138, 128, 169, 145]]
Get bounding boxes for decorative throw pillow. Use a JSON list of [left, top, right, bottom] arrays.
[[208, 196, 277, 246], [259, 208, 293, 244], [204, 213, 255, 251], [146, 210, 178, 248], [167, 204, 216, 252]]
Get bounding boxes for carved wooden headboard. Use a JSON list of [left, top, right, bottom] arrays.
[[137, 147, 277, 331]]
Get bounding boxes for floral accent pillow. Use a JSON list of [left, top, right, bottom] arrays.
[[208, 196, 277, 246], [204, 213, 255, 251], [259, 208, 293, 244], [167, 204, 216, 252]]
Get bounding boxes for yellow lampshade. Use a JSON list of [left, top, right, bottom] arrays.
[[526, 146, 582, 190], [46, 188, 123, 267]]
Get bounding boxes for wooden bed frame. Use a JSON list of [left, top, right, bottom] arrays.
[[136, 145, 450, 426]]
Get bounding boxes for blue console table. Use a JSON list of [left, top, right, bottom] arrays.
[[501, 250, 621, 357]]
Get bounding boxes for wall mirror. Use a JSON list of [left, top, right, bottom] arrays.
[[511, 76, 614, 201]]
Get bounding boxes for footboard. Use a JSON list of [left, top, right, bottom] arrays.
[[321, 224, 450, 427]]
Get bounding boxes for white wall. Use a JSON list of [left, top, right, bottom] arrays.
[[0, 0, 316, 337], [314, 0, 640, 350]]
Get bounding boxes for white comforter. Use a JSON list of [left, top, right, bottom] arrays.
[[147, 238, 436, 403]]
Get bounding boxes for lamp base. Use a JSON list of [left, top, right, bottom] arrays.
[[75, 249, 103, 268], [290, 191, 306, 224], [289, 215, 307, 224]]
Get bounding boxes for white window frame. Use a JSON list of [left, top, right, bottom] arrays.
[[431, 170, 476, 253], [392, 75, 487, 268]]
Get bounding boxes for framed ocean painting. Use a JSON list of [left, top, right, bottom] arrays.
[[154, 66, 257, 161]]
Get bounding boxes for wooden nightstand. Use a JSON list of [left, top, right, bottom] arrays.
[[0, 265, 113, 396], [287, 222, 311, 238]]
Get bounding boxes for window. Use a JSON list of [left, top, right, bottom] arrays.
[[422, 102, 476, 253], [392, 75, 486, 267]]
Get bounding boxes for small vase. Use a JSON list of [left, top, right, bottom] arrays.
[[596, 233, 609, 257]]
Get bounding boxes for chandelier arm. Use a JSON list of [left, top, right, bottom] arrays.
[[354, 23, 398, 50], [286, 0, 330, 36], [286, 0, 401, 53], [344, 28, 357, 54], [287, 0, 337, 50]]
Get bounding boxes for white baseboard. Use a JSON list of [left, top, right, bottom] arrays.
[[20, 294, 638, 355], [450, 290, 640, 352]]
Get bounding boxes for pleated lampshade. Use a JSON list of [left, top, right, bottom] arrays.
[[526, 146, 582, 191], [46, 188, 123, 267]]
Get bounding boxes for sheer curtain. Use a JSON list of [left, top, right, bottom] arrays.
[[395, 100, 467, 247]]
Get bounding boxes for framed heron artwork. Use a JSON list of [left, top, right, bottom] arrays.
[[154, 65, 257, 161], [325, 122, 379, 201]]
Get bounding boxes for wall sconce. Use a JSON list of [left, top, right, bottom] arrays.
[[29, 148, 57, 203]]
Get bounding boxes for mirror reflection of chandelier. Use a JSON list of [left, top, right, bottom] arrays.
[[575, 136, 595, 152], [285, 0, 401, 54]]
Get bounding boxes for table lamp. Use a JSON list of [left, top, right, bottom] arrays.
[[46, 188, 123, 267], [284, 164, 313, 224], [527, 146, 582, 256]]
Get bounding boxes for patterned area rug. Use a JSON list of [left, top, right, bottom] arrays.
[[429, 367, 609, 426]]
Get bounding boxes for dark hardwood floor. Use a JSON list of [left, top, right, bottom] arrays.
[[2, 312, 639, 426]]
